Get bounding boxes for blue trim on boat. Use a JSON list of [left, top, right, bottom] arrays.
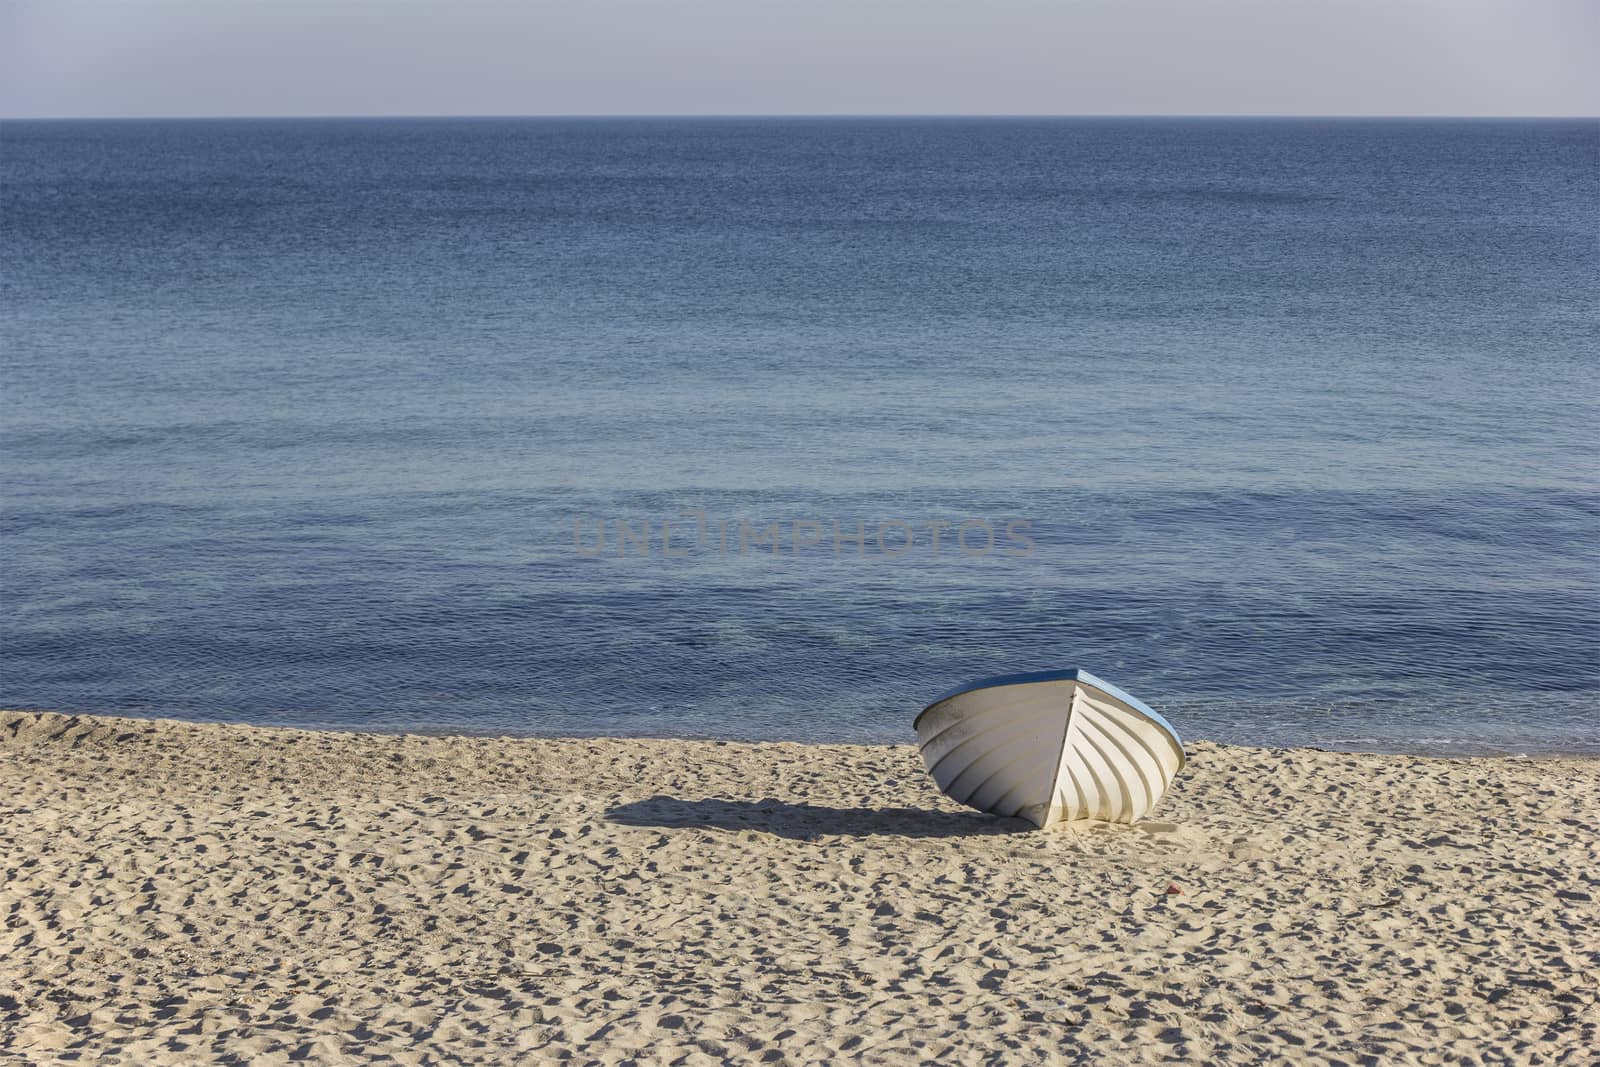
[[914, 667, 1183, 743]]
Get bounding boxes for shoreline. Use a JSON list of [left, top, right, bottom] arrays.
[[4, 705, 1597, 760], [3, 708, 1597, 1063]]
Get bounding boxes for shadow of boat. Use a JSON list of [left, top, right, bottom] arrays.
[[606, 795, 1028, 840]]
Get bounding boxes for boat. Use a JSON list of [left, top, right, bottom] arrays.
[[914, 669, 1186, 828]]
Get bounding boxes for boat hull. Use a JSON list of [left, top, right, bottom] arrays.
[[915, 670, 1185, 828]]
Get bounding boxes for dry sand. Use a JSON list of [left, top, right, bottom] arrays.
[[1, 710, 1596, 1065]]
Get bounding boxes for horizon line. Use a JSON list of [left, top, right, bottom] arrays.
[[3, 112, 1597, 123]]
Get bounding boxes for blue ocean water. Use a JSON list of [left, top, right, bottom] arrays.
[[2, 117, 1597, 752]]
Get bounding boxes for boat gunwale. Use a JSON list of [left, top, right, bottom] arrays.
[[913, 668, 1186, 769]]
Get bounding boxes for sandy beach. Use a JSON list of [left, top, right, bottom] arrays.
[[2, 710, 1596, 1064]]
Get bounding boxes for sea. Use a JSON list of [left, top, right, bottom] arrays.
[[2, 117, 1596, 753]]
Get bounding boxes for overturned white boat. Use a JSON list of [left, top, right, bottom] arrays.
[[915, 669, 1185, 829]]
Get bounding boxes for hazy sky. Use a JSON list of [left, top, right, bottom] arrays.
[[1, 0, 1595, 118]]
